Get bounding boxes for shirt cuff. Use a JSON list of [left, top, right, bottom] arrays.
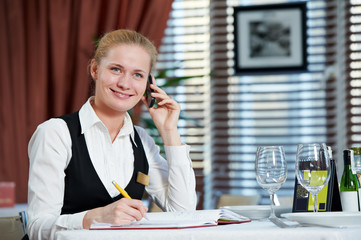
[[164, 144, 192, 166], [56, 211, 87, 230]]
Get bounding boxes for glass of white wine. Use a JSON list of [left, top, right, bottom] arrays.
[[296, 143, 331, 212], [255, 146, 287, 219]]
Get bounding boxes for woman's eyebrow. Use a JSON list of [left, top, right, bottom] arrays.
[[109, 63, 147, 74], [109, 63, 123, 68]]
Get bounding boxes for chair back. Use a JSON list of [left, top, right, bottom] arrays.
[[216, 194, 260, 208], [0, 216, 25, 240]]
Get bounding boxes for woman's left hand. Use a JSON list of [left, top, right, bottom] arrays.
[[142, 78, 181, 146]]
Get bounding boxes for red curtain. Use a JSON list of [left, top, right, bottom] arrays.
[[0, 0, 173, 203]]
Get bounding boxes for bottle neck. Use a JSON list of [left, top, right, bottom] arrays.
[[343, 150, 352, 165], [343, 160, 353, 174]]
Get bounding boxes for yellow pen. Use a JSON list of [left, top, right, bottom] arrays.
[[112, 180, 131, 199]]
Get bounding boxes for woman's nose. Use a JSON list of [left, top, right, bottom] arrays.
[[117, 73, 131, 89]]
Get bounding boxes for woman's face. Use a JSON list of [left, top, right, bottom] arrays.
[[91, 44, 151, 114]]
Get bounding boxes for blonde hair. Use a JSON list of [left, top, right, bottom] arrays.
[[93, 29, 157, 71]]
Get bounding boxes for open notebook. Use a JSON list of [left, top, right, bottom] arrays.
[[90, 209, 251, 230]]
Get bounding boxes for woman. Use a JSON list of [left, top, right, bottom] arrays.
[[27, 29, 197, 239]]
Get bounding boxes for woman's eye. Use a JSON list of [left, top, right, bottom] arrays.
[[111, 67, 120, 73], [134, 73, 143, 78]]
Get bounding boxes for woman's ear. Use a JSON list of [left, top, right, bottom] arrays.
[[90, 59, 98, 80]]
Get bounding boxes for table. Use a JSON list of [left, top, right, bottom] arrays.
[[55, 220, 361, 240]]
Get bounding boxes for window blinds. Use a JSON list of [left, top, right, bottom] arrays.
[[344, 1, 361, 148], [209, 0, 337, 206], [155, 0, 342, 208]]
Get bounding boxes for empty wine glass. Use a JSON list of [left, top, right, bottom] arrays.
[[255, 146, 287, 219], [296, 143, 331, 212]]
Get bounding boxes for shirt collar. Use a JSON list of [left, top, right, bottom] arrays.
[[79, 97, 136, 143]]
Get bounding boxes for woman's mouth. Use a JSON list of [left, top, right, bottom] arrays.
[[111, 89, 132, 99]]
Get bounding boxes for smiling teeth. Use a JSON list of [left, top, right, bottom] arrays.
[[112, 89, 130, 97], [115, 91, 129, 97]]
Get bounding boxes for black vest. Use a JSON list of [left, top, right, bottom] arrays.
[[58, 112, 149, 214]]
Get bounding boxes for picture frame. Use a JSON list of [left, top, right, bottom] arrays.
[[233, 2, 307, 74]]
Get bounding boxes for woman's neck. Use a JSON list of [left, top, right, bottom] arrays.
[[91, 100, 125, 142]]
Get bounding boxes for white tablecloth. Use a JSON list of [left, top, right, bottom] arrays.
[[55, 220, 361, 240]]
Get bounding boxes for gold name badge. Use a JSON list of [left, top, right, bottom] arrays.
[[137, 172, 150, 186]]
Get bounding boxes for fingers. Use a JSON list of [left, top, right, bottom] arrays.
[[83, 198, 148, 228], [128, 200, 147, 219], [149, 85, 179, 109], [156, 98, 178, 108], [149, 82, 164, 94], [118, 198, 147, 220], [108, 199, 148, 225]]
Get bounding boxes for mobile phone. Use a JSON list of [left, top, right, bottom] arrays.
[[145, 75, 155, 108]]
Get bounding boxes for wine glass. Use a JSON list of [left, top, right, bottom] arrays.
[[255, 146, 287, 219], [296, 143, 331, 212]]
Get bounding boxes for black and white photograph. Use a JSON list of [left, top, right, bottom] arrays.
[[233, 3, 307, 74], [249, 21, 291, 58]]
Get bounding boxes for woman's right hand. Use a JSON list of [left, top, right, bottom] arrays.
[[82, 198, 148, 229]]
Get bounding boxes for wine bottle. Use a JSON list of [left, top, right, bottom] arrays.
[[340, 149, 359, 212], [351, 147, 361, 210], [327, 146, 342, 211]]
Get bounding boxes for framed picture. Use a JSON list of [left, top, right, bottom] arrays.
[[233, 2, 307, 74]]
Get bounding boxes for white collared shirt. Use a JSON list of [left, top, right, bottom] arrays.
[[27, 98, 197, 240]]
